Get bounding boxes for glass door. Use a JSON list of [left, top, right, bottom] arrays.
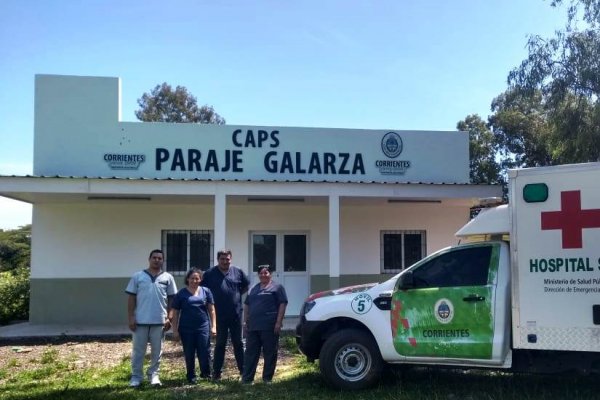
[[250, 232, 309, 316]]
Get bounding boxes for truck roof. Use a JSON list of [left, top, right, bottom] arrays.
[[456, 204, 509, 239]]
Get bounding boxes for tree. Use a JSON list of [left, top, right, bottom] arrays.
[[135, 83, 226, 124], [0, 225, 31, 272], [457, 115, 503, 185], [505, 0, 600, 165], [488, 89, 554, 169], [0, 225, 31, 324]]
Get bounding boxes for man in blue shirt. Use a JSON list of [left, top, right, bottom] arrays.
[[201, 249, 249, 380], [125, 249, 177, 388]]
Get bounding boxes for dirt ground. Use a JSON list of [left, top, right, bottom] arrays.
[[0, 336, 294, 377], [2, 337, 160, 373]]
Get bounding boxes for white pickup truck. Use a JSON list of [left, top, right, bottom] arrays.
[[296, 162, 600, 389]]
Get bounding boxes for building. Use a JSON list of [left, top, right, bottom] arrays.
[[0, 75, 500, 325]]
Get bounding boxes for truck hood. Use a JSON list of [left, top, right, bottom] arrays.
[[306, 283, 378, 301]]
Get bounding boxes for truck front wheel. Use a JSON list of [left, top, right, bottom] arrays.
[[319, 328, 384, 390]]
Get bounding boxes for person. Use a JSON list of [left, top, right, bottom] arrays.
[[170, 268, 217, 384], [241, 265, 288, 384], [200, 249, 250, 380], [125, 249, 177, 388]]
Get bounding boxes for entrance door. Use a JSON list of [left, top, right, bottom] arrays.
[[250, 232, 309, 316]]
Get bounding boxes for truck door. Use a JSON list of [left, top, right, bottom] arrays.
[[391, 243, 499, 359]]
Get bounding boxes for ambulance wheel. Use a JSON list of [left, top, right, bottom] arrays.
[[319, 329, 384, 390]]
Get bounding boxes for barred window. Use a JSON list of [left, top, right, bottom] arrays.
[[381, 230, 426, 273], [161, 230, 213, 275]]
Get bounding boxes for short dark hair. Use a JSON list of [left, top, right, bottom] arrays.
[[257, 265, 271, 274], [149, 249, 163, 259], [185, 268, 203, 285], [217, 249, 232, 258]]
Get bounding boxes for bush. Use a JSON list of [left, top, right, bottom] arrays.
[[0, 267, 30, 324]]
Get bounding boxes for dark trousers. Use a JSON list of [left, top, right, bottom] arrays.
[[242, 329, 279, 383], [179, 329, 211, 381], [213, 318, 244, 377]]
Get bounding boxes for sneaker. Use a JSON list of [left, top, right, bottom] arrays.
[[129, 379, 141, 388], [150, 375, 162, 387], [187, 378, 198, 385], [211, 374, 221, 381]]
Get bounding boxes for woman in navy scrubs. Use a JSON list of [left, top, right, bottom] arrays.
[[170, 268, 216, 383]]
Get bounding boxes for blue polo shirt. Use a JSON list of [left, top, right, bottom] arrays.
[[201, 265, 249, 322], [125, 270, 177, 325], [171, 287, 214, 332]]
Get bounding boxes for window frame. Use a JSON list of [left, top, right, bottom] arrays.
[[410, 245, 493, 289], [161, 229, 213, 276], [380, 230, 426, 273]]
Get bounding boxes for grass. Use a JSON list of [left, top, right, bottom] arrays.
[[0, 338, 598, 400]]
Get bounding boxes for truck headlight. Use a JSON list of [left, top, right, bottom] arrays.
[[301, 300, 316, 316]]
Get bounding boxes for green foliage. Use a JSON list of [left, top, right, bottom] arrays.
[[0, 355, 598, 400], [0, 225, 31, 272], [457, 115, 504, 185], [489, 89, 554, 168], [0, 267, 30, 324], [502, 0, 600, 167], [551, 0, 600, 28], [280, 334, 300, 354], [40, 348, 59, 365], [135, 83, 226, 124], [465, 0, 600, 181]]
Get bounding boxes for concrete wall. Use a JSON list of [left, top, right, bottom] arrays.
[[29, 199, 470, 324]]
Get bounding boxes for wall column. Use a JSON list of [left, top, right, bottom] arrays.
[[328, 194, 340, 289], [213, 189, 226, 262]]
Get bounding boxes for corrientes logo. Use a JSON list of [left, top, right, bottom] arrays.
[[104, 153, 146, 170], [434, 298, 454, 324], [376, 132, 410, 175], [381, 132, 403, 158]]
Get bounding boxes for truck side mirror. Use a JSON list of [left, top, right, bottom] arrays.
[[397, 271, 414, 290]]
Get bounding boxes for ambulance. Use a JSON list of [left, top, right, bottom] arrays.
[[295, 163, 600, 389]]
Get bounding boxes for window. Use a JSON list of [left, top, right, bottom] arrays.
[[250, 232, 308, 273], [411, 245, 492, 289], [381, 230, 426, 273], [161, 230, 213, 275]]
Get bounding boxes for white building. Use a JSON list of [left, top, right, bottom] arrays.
[[0, 75, 500, 325]]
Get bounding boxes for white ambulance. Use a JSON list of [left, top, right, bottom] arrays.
[[296, 162, 600, 389]]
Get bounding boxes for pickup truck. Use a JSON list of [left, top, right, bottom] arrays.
[[296, 162, 600, 389]]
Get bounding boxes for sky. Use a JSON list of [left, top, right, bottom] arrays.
[[0, 0, 566, 230]]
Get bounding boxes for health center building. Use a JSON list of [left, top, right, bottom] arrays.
[[0, 75, 500, 326]]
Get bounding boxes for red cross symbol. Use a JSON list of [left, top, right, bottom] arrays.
[[541, 190, 600, 249]]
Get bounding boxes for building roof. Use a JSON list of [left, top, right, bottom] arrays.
[[0, 174, 502, 206]]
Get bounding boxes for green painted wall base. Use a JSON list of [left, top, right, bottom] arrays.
[[30, 274, 391, 325], [29, 276, 185, 325]]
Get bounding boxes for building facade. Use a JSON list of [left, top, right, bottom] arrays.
[[0, 75, 501, 325]]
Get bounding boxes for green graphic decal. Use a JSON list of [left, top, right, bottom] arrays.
[[393, 287, 493, 358], [391, 243, 498, 359]]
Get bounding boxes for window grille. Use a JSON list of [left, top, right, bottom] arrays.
[[161, 230, 213, 275], [380, 230, 426, 273]]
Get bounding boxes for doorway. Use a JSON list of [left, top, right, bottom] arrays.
[[250, 231, 309, 316]]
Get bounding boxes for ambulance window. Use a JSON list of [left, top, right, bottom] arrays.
[[411, 246, 492, 288]]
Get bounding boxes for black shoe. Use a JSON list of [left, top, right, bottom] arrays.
[[188, 378, 198, 385], [212, 374, 221, 381]]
